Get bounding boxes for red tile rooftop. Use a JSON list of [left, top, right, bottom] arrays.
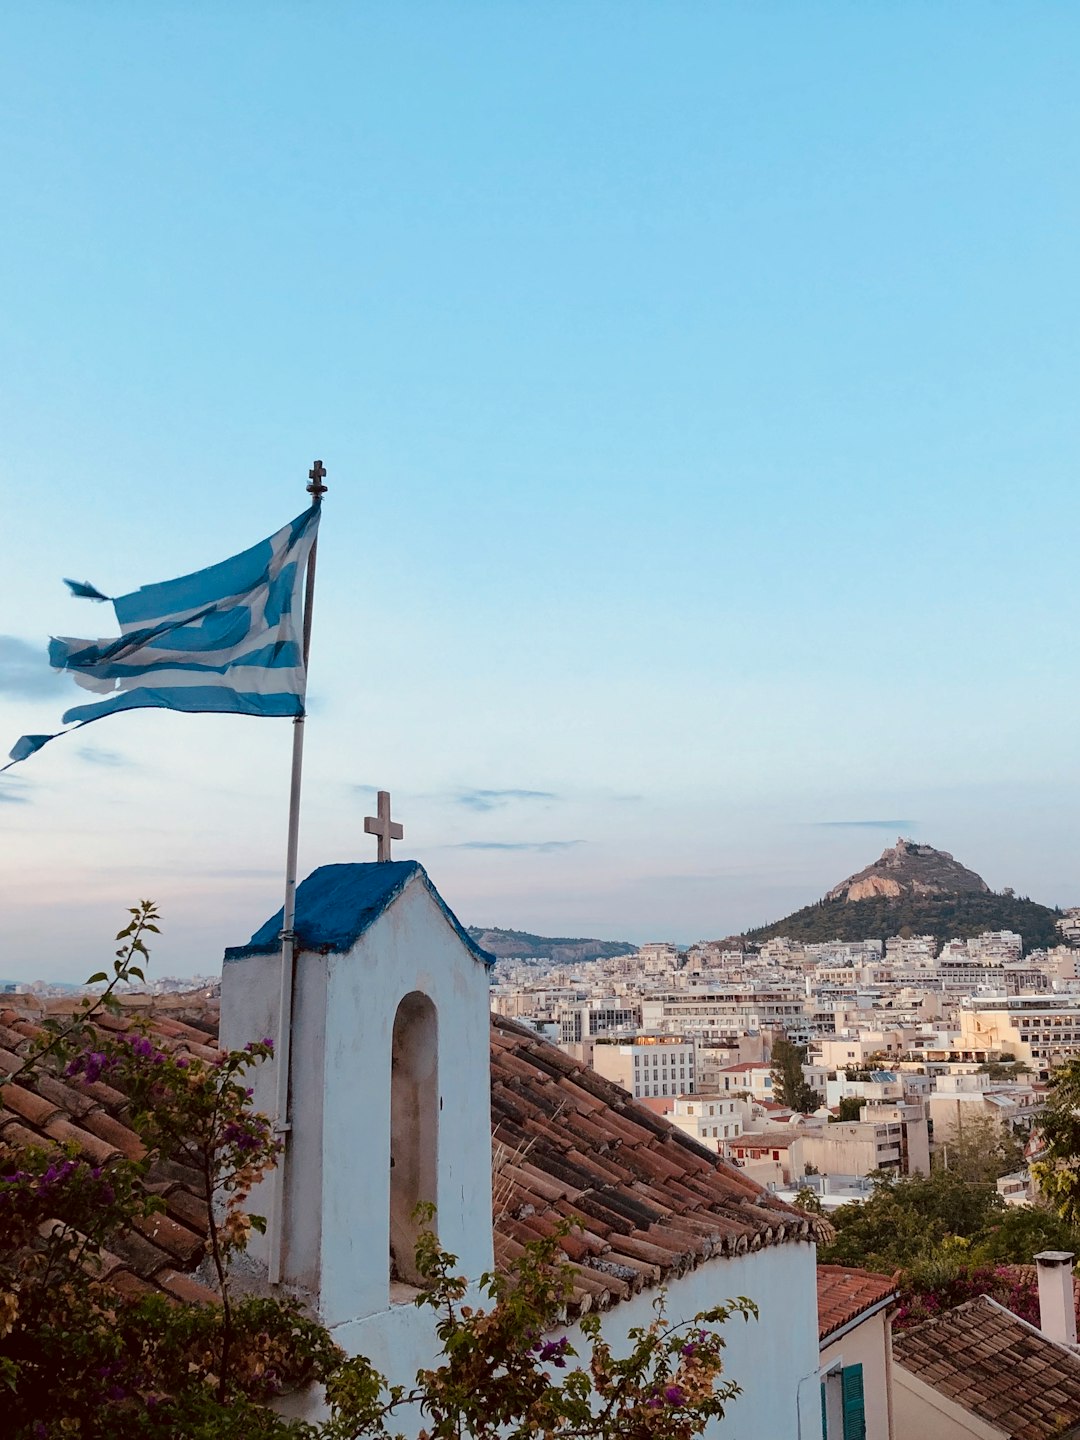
[[816, 1265, 897, 1342], [894, 1294, 1080, 1440], [491, 1016, 829, 1315], [0, 1003, 218, 1307], [1, 998, 829, 1320]]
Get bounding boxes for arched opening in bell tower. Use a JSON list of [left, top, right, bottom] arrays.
[[389, 989, 438, 1287]]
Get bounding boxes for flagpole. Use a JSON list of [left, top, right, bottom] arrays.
[[269, 459, 327, 1287]]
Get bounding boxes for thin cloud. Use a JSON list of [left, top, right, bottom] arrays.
[[450, 840, 582, 853], [0, 636, 65, 699], [0, 784, 30, 805], [454, 788, 557, 813], [78, 747, 132, 768], [812, 819, 917, 830]]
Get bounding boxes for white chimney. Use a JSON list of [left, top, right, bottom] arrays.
[[1035, 1251, 1077, 1346]]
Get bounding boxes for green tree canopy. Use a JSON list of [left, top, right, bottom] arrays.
[[769, 1038, 821, 1113], [1032, 1056, 1080, 1225], [933, 1114, 1026, 1187]]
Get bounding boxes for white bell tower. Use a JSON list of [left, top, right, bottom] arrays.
[[220, 858, 495, 1355]]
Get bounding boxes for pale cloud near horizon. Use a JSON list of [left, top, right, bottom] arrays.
[[450, 839, 581, 853], [452, 789, 558, 812], [77, 747, 133, 769], [811, 819, 918, 830], [0, 636, 64, 699]]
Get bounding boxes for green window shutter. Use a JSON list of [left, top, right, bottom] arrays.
[[842, 1363, 865, 1440], [821, 1379, 829, 1438]]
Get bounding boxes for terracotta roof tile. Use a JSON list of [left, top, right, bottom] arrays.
[[110, 1269, 160, 1302], [816, 1265, 897, 1341], [133, 1211, 205, 1267], [0, 1082, 61, 1128], [43, 1114, 121, 1166], [79, 1108, 148, 1161], [3, 997, 829, 1323], [490, 1015, 826, 1316], [157, 1269, 219, 1306], [0, 999, 220, 1309], [894, 1295, 1080, 1440]]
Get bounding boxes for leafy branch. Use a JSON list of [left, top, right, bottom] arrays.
[[1, 899, 160, 1091]]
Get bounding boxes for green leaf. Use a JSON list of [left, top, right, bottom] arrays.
[[128, 967, 145, 982], [85, 972, 108, 985]]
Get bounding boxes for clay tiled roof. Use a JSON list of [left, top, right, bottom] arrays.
[[728, 1132, 799, 1151], [490, 1016, 829, 1316], [894, 1295, 1080, 1440], [4, 1000, 828, 1319], [817, 1265, 897, 1342], [0, 1003, 219, 1305]]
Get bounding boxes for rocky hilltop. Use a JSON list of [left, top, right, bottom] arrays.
[[825, 838, 991, 903], [746, 839, 1062, 952], [467, 926, 636, 965]]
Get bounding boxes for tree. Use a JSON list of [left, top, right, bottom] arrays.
[[1032, 1057, 1080, 1225], [831, 1097, 864, 1123], [769, 1038, 821, 1113], [970, 1205, 1080, 1265], [0, 908, 755, 1439], [977, 1059, 1032, 1080], [819, 1170, 1002, 1273], [933, 1114, 1025, 1187]]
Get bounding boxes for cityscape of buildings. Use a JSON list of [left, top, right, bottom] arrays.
[[489, 909, 1080, 1212]]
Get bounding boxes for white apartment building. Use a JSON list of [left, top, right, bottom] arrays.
[[940, 931, 1023, 966], [636, 943, 682, 975], [959, 995, 1080, 1068], [489, 986, 584, 1019], [668, 1094, 742, 1152], [798, 1102, 930, 1179], [818, 1030, 911, 1069], [715, 1061, 775, 1102], [885, 935, 938, 968], [639, 987, 805, 1040], [928, 1071, 1041, 1143], [590, 1034, 696, 1099], [556, 999, 641, 1044]]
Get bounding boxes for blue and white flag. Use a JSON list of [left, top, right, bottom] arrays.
[[6, 505, 320, 768]]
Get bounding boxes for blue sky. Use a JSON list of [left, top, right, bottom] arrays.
[[2, 5, 1079, 980]]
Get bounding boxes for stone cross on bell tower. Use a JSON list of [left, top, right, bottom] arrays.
[[364, 790, 403, 862]]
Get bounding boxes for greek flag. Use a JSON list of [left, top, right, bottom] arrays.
[[6, 505, 320, 768]]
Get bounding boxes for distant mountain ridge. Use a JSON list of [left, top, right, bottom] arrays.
[[467, 926, 636, 964], [745, 838, 1064, 952]]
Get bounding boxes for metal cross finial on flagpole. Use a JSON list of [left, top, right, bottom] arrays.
[[307, 460, 328, 499], [365, 790, 403, 861]]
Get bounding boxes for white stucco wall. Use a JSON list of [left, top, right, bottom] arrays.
[[288, 1240, 823, 1440], [820, 1309, 893, 1440], [559, 1241, 823, 1440], [220, 869, 494, 1328]]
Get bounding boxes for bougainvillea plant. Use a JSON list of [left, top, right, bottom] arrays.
[[0, 907, 754, 1438]]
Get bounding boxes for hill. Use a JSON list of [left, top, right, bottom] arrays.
[[466, 926, 636, 965], [745, 839, 1063, 952], [825, 838, 989, 902]]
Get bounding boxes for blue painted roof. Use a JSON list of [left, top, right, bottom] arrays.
[[223, 860, 495, 966]]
